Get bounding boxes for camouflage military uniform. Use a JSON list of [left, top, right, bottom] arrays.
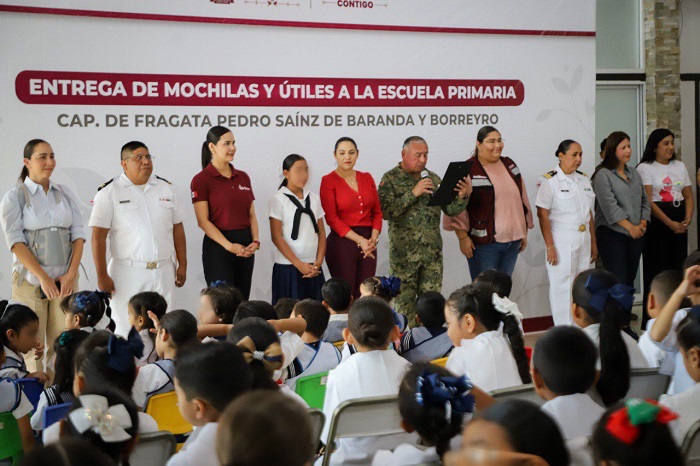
[[378, 163, 466, 326]]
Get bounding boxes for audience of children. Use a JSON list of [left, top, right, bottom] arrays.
[[127, 291, 168, 367], [168, 342, 253, 466], [444, 282, 530, 392], [0, 345, 35, 453], [592, 399, 683, 466], [30, 329, 89, 430], [321, 277, 353, 343], [0, 300, 47, 382], [399, 291, 452, 363], [285, 299, 341, 390], [216, 390, 314, 466], [321, 296, 413, 465], [572, 268, 649, 406], [61, 290, 112, 333], [132, 309, 199, 410], [531, 326, 605, 440], [360, 275, 408, 332], [198, 281, 243, 325]]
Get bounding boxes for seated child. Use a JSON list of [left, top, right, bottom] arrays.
[[132, 310, 199, 410], [659, 305, 700, 444], [21, 438, 118, 466], [444, 283, 530, 392], [31, 329, 90, 430], [399, 291, 452, 363], [274, 297, 299, 320], [61, 290, 113, 333], [59, 389, 139, 465], [474, 269, 513, 299], [0, 301, 47, 382], [321, 296, 413, 465], [572, 269, 649, 406], [371, 362, 495, 466], [198, 281, 243, 325], [360, 276, 408, 332], [458, 399, 570, 466], [0, 345, 35, 453], [285, 299, 341, 390], [650, 259, 700, 395], [592, 399, 683, 466], [227, 317, 308, 406], [128, 291, 167, 367], [321, 277, 353, 343], [42, 329, 159, 445], [216, 390, 314, 466], [167, 342, 253, 466], [639, 270, 686, 367], [532, 326, 605, 440]]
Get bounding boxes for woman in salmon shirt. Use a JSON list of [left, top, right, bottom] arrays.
[[320, 137, 383, 299]]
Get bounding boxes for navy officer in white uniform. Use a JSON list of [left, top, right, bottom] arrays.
[[536, 139, 597, 326], [89, 141, 187, 336]]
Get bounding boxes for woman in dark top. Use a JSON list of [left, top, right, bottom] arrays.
[[190, 126, 260, 298]]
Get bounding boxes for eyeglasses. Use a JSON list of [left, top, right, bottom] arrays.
[[125, 154, 155, 163]]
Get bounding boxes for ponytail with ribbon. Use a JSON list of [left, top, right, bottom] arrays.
[[491, 292, 531, 384], [415, 371, 475, 421], [107, 328, 144, 373], [237, 336, 284, 373], [605, 399, 678, 445], [585, 275, 635, 315]]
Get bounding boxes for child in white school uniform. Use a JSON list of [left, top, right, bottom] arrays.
[[61, 290, 113, 334], [649, 253, 700, 395], [360, 276, 408, 332], [132, 310, 199, 410], [532, 326, 605, 440], [444, 282, 531, 392], [167, 342, 253, 466], [127, 292, 167, 367], [321, 296, 414, 465], [0, 346, 35, 453], [657, 270, 700, 444], [321, 277, 353, 343], [638, 270, 687, 367], [399, 291, 452, 363], [285, 299, 341, 391], [0, 301, 48, 382], [572, 269, 649, 406], [371, 362, 495, 466], [217, 390, 315, 466], [31, 329, 89, 431], [228, 316, 308, 406], [592, 399, 683, 466], [269, 154, 327, 305]]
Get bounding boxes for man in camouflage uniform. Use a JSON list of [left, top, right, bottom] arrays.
[[378, 136, 468, 326]]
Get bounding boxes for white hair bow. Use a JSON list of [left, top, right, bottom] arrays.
[[68, 394, 133, 443], [492, 293, 524, 322]]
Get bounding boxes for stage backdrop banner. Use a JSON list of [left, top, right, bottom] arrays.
[[0, 2, 596, 330]]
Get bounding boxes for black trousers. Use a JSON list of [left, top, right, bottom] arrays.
[[642, 202, 688, 327], [202, 229, 255, 299]]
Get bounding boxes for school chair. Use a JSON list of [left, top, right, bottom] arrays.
[[682, 419, 700, 466], [0, 411, 23, 466], [15, 378, 43, 412], [625, 367, 671, 401], [333, 341, 344, 349], [296, 371, 330, 410], [307, 408, 326, 451], [145, 392, 193, 451], [130, 430, 177, 466], [430, 357, 448, 367], [42, 401, 72, 430], [489, 383, 545, 406], [321, 395, 404, 466]]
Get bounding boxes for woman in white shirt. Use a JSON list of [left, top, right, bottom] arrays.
[[268, 154, 326, 304], [636, 129, 694, 328], [0, 139, 86, 375]]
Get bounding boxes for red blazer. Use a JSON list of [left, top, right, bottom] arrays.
[[319, 170, 383, 237]]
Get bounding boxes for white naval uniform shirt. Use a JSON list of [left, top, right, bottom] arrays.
[[536, 165, 594, 228], [88, 173, 183, 264], [540, 393, 605, 440]]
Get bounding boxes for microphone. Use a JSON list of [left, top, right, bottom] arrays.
[[421, 170, 429, 179]]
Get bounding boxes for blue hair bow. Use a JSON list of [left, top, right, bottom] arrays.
[[379, 276, 401, 298], [210, 280, 228, 288], [585, 275, 635, 314], [74, 292, 98, 311], [107, 327, 144, 373], [415, 371, 475, 421]]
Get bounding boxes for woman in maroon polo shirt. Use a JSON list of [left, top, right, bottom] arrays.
[[191, 126, 259, 299], [320, 137, 383, 299]]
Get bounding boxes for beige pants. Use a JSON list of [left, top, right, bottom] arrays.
[[11, 271, 77, 376]]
